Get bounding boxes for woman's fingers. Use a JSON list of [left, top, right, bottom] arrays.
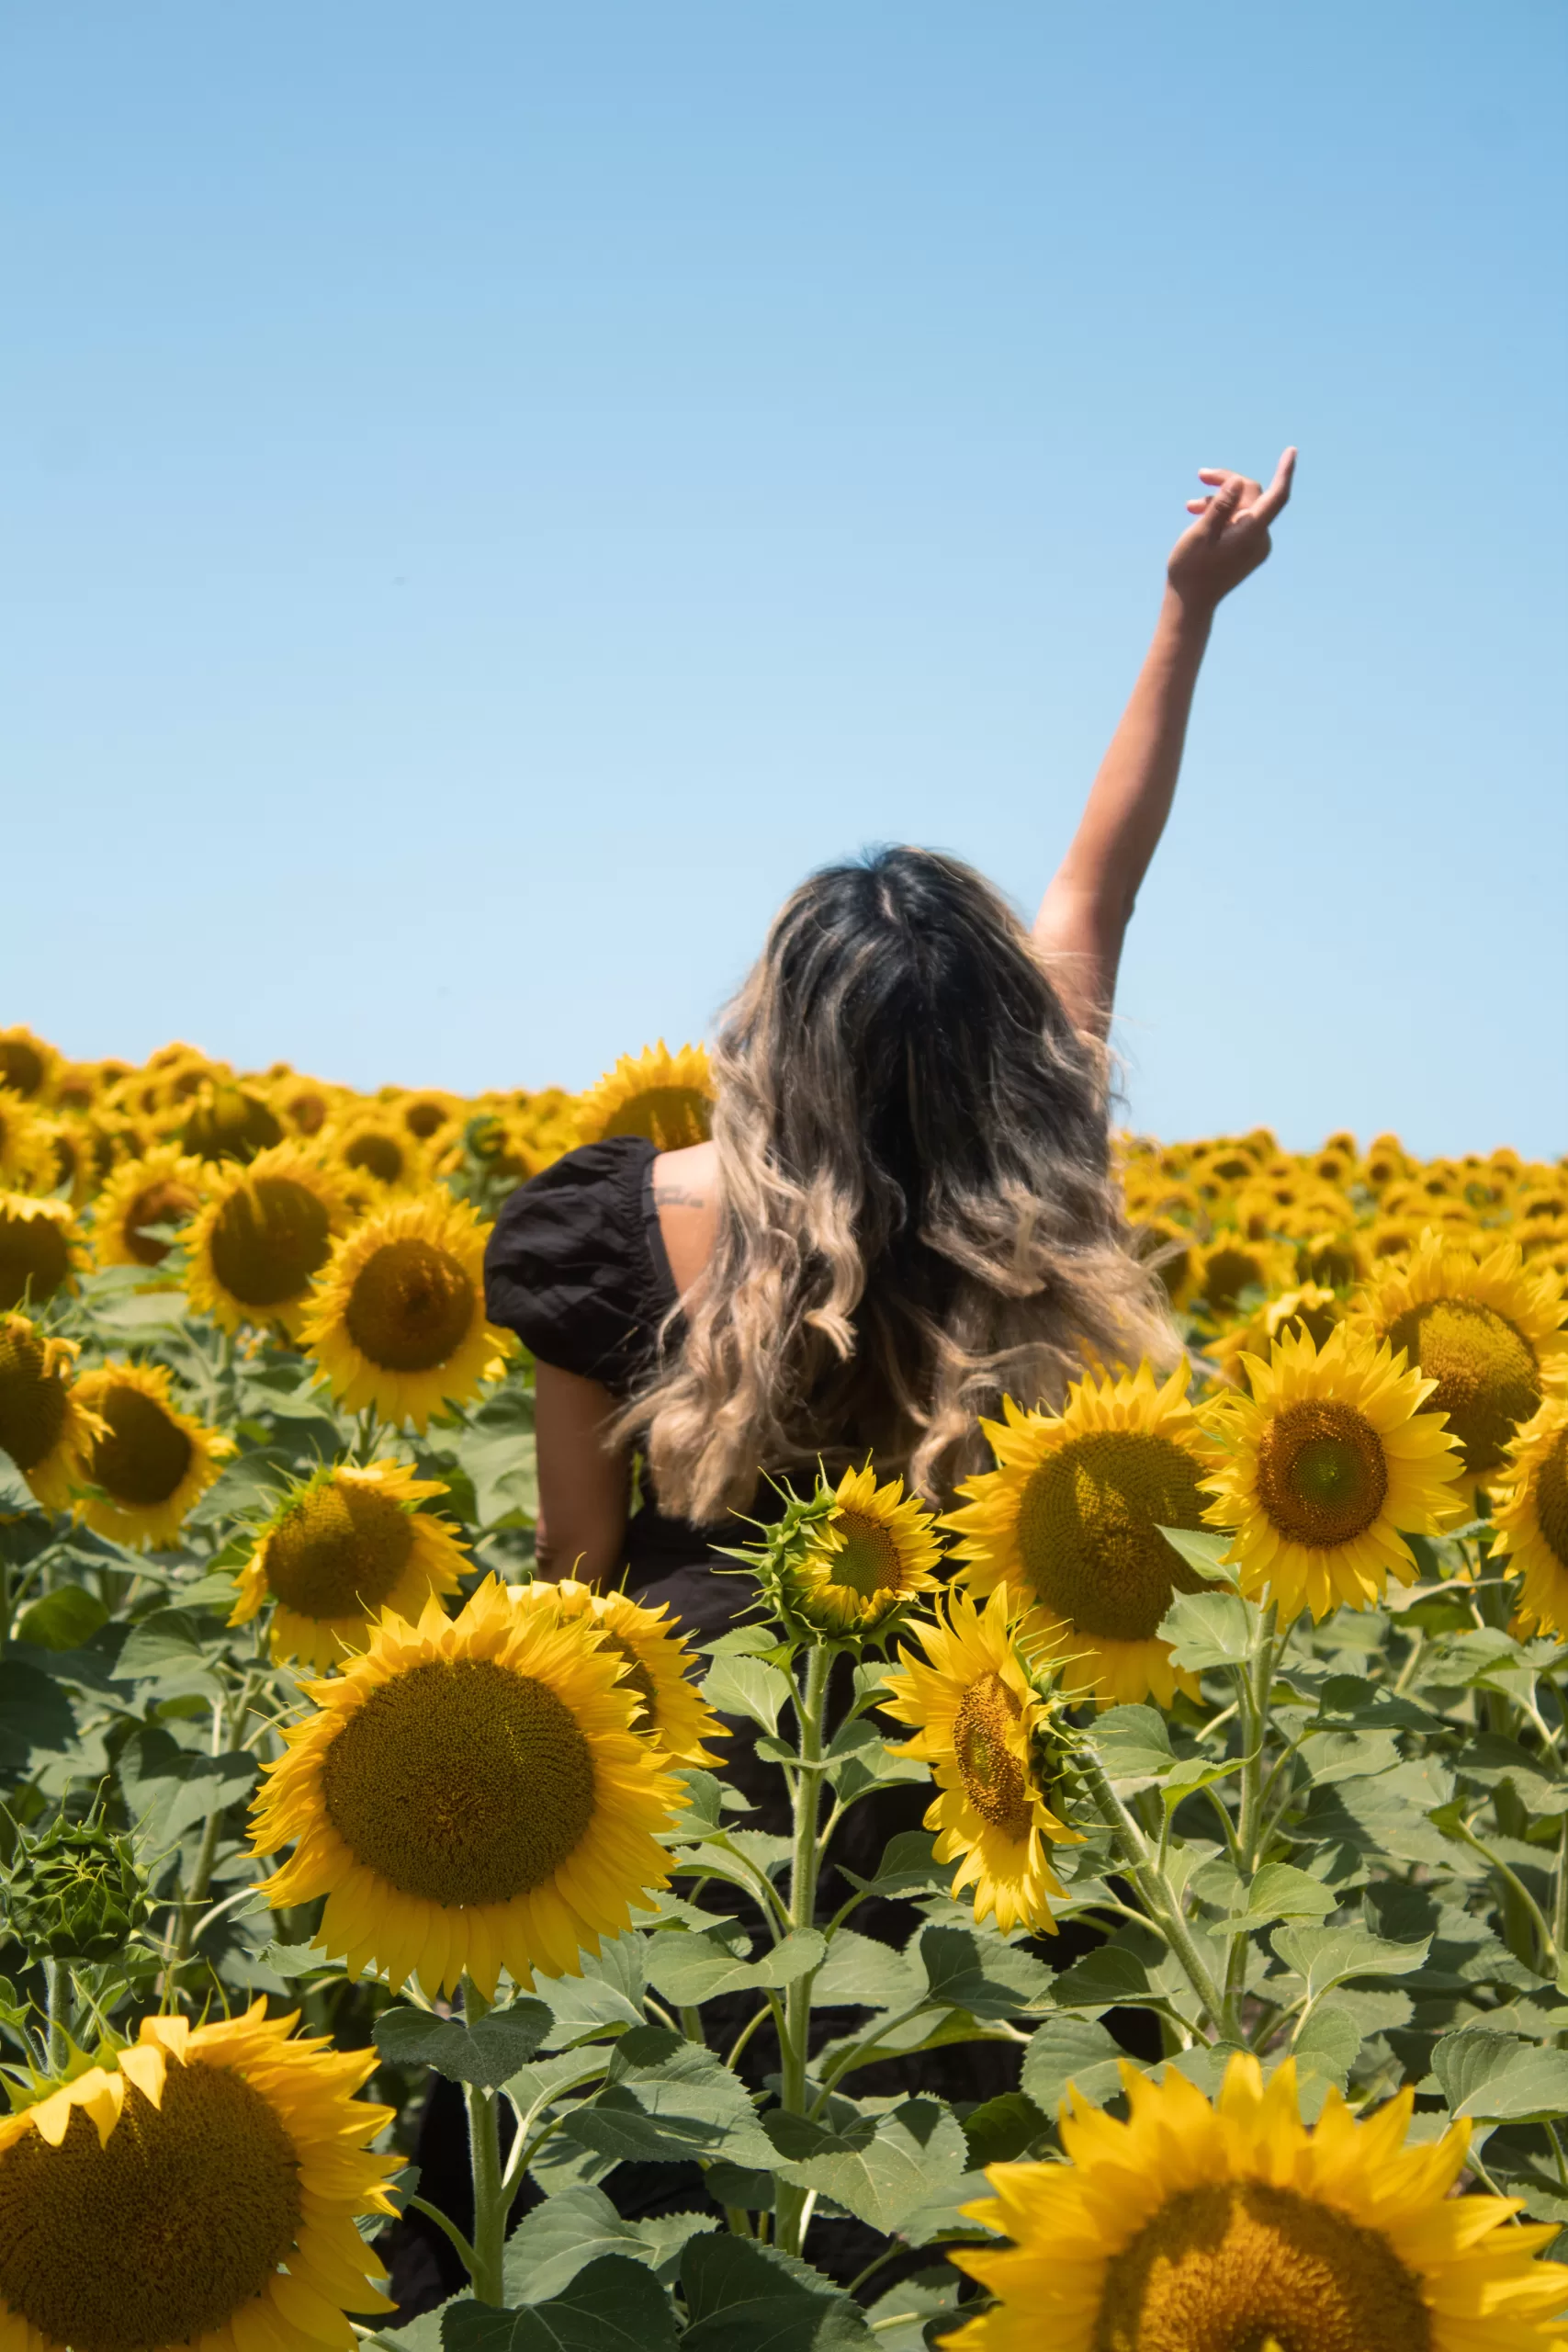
[[1247, 447, 1297, 525]]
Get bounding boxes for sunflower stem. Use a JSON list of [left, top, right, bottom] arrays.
[[43, 1958, 70, 2074], [460, 1976, 508, 2304], [1076, 1746, 1227, 2037], [1221, 1602, 1278, 2030], [774, 1639, 831, 2259]]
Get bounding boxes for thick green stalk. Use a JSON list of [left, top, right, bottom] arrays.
[[1076, 1746, 1227, 2036], [461, 1976, 508, 2304], [1223, 1604, 1276, 2024], [773, 1641, 831, 2259], [44, 1959, 69, 2075]]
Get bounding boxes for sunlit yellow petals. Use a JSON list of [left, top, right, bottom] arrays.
[[231, 1457, 469, 1666], [0, 1312, 104, 1512], [577, 1040, 713, 1150], [70, 1357, 233, 1551], [785, 1464, 945, 1634], [184, 1145, 352, 1338], [1492, 1395, 1568, 1638]]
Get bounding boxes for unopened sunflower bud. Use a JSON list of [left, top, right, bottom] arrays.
[[3, 1815, 149, 1964]]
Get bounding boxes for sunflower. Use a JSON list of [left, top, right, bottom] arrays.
[[1368, 1214, 1421, 1262], [299, 1191, 511, 1431], [1491, 1396, 1568, 1640], [230, 1459, 471, 1668], [178, 1080, 283, 1165], [184, 1147, 351, 1337], [531, 1578, 728, 1764], [323, 1110, 427, 1193], [1295, 1226, 1371, 1292], [784, 1464, 945, 1634], [0, 1315, 105, 1511], [90, 1147, 208, 1271], [1201, 1323, 1465, 1621], [0, 2000, 398, 2352], [251, 1576, 682, 1995], [0, 1029, 60, 1105], [949, 2052, 1567, 2352], [0, 1091, 57, 1195], [578, 1041, 714, 1151], [398, 1089, 459, 1141], [1360, 1133, 1409, 1192], [879, 1584, 1079, 1934], [1359, 1231, 1568, 1496], [1130, 1217, 1197, 1310], [1210, 1281, 1341, 1386], [72, 1361, 233, 1550], [943, 1362, 1212, 1709], [0, 1195, 80, 1314], [272, 1075, 338, 1137], [1189, 1233, 1296, 1320]]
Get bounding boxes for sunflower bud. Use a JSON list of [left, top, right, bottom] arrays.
[[730, 1466, 943, 1642], [3, 1815, 149, 1964]]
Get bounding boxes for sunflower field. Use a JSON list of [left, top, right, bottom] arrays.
[[1, 1020, 1566, 2351]]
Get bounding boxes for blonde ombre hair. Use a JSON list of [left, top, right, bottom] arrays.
[[617, 848, 1173, 1521]]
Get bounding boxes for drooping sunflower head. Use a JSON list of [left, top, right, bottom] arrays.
[[0, 1314, 105, 1512], [0, 2002, 398, 2352], [0, 1027, 61, 1104], [1189, 1233, 1296, 1321], [879, 1582, 1081, 1935], [70, 1360, 233, 1552], [784, 1464, 946, 1635], [1201, 1321, 1466, 1622], [324, 1109, 429, 1193], [578, 1040, 714, 1151], [1359, 1230, 1568, 1494], [251, 1576, 683, 1994], [88, 1147, 208, 1272], [0, 1088, 58, 1194], [183, 1145, 351, 1337], [299, 1189, 511, 1431], [948, 2052, 1568, 2352], [531, 1578, 728, 1764], [1491, 1396, 1568, 1642], [0, 1193, 82, 1314], [943, 1362, 1212, 1709], [177, 1079, 284, 1164], [230, 1457, 471, 1668]]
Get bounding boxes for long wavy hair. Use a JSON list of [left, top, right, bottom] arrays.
[[616, 846, 1172, 1521]]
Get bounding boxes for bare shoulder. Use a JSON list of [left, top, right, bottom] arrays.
[[650, 1139, 718, 1211]]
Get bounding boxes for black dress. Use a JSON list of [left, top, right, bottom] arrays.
[[484, 1136, 761, 1639]]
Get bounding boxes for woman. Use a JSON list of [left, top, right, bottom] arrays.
[[485, 450, 1296, 1627]]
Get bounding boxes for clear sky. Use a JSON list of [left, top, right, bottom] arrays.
[[4, 2, 1564, 1157]]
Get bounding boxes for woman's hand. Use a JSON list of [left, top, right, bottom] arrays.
[[1166, 447, 1296, 612]]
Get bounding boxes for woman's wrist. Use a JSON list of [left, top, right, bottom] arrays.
[[1159, 580, 1217, 648]]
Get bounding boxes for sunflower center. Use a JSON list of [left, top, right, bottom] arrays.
[[122, 1178, 202, 1267], [1093, 2177, 1431, 2352], [952, 1670, 1032, 1839], [265, 1480, 416, 1619], [825, 1508, 905, 1599], [1535, 1428, 1568, 1572], [0, 2059, 302, 2352], [344, 1238, 477, 1372], [88, 1386, 193, 1507], [1015, 1432, 1210, 1642], [344, 1131, 406, 1184], [602, 1086, 712, 1151], [1254, 1400, 1388, 1548], [405, 1099, 449, 1139], [1201, 1245, 1267, 1315], [1385, 1298, 1540, 1478], [321, 1656, 597, 1904], [599, 1633, 660, 1726], [0, 1327, 67, 1472], [0, 1209, 71, 1313], [209, 1176, 333, 1306], [0, 1040, 45, 1097]]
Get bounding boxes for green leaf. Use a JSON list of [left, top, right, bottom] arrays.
[[680, 2236, 874, 2352], [960, 2090, 1049, 2168], [0, 1660, 75, 1768], [1155, 1524, 1240, 1587], [502, 2192, 648, 2304], [863, 2269, 964, 2352], [1091, 1705, 1174, 1786], [839, 1831, 946, 1902], [1292, 2007, 1362, 2090], [259, 1939, 344, 1981], [1454, 1735, 1568, 1817], [1432, 2030, 1568, 2122], [763, 2097, 970, 2235], [918, 1924, 1054, 2018], [1297, 1729, 1401, 1788], [446, 2259, 677, 2352], [118, 1727, 257, 1844], [1047, 1938, 1155, 2011], [559, 2026, 773, 2166], [1021, 2013, 1125, 2112], [701, 1655, 791, 1736], [15, 1585, 107, 1651], [814, 1929, 922, 2012], [1313, 1674, 1439, 1731], [644, 1926, 825, 2006], [110, 1609, 213, 1688], [1270, 1923, 1431, 2003], [1158, 1590, 1258, 1672], [1237, 1864, 1338, 1926], [537, 1936, 647, 2042], [373, 2000, 552, 2088]]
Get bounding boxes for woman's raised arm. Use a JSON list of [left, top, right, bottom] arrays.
[[1033, 448, 1296, 1039]]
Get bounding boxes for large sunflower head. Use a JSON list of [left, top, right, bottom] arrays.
[[879, 1583, 1081, 1935], [323, 1109, 429, 1195], [0, 1028, 61, 1105], [1359, 1232, 1568, 1496], [230, 1457, 471, 1668], [88, 1147, 208, 1272], [0, 2002, 398, 2352], [1491, 1396, 1568, 1642], [577, 1041, 714, 1150], [0, 1314, 105, 1512], [943, 1362, 1212, 1709], [177, 1080, 283, 1165], [298, 1190, 512, 1431], [183, 1145, 352, 1337], [0, 1089, 58, 1194], [1201, 1322, 1466, 1622], [71, 1360, 233, 1551], [949, 2052, 1568, 2352], [251, 1576, 683, 1995], [0, 1194, 82, 1314], [785, 1464, 945, 1634], [530, 1578, 728, 1764]]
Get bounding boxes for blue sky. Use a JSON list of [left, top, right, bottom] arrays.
[[4, 2, 1564, 1157]]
